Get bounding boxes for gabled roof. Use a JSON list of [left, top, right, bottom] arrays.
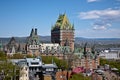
[[52, 14, 74, 31]]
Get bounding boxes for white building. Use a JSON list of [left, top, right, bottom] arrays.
[[11, 57, 57, 80], [19, 65, 29, 80], [40, 43, 60, 53], [26, 57, 42, 72], [99, 50, 120, 59]]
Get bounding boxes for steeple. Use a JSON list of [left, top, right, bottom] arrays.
[[30, 28, 35, 36], [83, 42, 87, 56], [35, 28, 37, 35], [27, 28, 40, 45]]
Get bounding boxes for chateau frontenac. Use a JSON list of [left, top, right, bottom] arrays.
[[4, 14, 100, 71], [51, 14, 75, 51]]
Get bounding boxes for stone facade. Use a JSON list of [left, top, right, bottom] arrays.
[[72, 44, 100, 71], [51, 14, 75, 51], [14, 57, 57, 80], [26, 28, 40, 56], [6, 37, 18, 53], [19, 65, 29, 80]]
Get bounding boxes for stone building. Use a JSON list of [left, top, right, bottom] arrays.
[[12, 57, 57, 80], [19, 65, 29, 80], [72, 44, 100, 71], [26, 28, 40, 56], [6, 37, 18, 52], [51, 14, 75, 51], [3, 37, 26, 55], [5, 37, 19, 55]]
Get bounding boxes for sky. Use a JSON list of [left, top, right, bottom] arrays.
[[0, 0, 120, 38]]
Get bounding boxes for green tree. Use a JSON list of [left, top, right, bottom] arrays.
[[100, 58, 120, 73], [0, 51, 6, 60], [41, 56, 67, 69], [69, 73, 91, 80], [12, 53, 24, 59]]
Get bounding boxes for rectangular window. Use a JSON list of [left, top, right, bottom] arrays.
[[31, 62, 39, 65]]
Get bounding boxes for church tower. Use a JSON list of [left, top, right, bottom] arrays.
[[51, 14, 75, 51], [26, 28, 40, 55]]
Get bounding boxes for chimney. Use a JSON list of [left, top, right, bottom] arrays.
[[35, 28, 37, 35]]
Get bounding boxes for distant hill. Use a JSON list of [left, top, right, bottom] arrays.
[[0, 36, 120, 45], [75, 37, 120, 45], [0, 36, 51, 45]]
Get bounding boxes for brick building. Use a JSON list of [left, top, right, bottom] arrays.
[[72, 44, 100, 71], [51, 14, 75, 51]]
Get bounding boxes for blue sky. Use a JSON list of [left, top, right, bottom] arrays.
[[0, 0, 120, 38]]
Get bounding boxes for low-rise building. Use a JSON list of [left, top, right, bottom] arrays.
[[99, 49, 120, 59], [39, 43, 60, 54], [19, 65, 29, 80], [11, 57, 57, 80]]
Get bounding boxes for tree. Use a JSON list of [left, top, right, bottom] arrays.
[[41, 56, 68, 69], [12, 53, 24, 59], [69, 73, 91, 80], [0, 51, 6, 60], [100, 58, 120, 73]]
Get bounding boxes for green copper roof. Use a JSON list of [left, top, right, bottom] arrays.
[[52, 14, 74, 31], [74, 47, 98, 59]]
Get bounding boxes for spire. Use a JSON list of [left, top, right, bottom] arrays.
[[8, 37, 16, 45], [35, 28, 37, 35], [72, 23, 75, 30], [27, 28, 40, 45], [11, 46, 15, 53], [30, 28, 34, 36], [83, 42, 87, 55], [91, 44, 95, 54], [10, 37, 16, 42]]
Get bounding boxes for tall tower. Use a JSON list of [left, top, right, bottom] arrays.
[[26, 28, 40, 55], [51, 14, 75, 51]]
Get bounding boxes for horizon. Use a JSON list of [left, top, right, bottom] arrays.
[[0, 35, 120, 39], [0, 0, 120, 38]]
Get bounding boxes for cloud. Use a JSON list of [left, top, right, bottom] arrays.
[[93, 22, 111, 30], [78, 9, 120, 30], [87, 0, 99, 2], [78, 9, 120, 20]]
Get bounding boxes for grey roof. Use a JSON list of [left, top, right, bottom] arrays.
[[42, 64, 57, 68]]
